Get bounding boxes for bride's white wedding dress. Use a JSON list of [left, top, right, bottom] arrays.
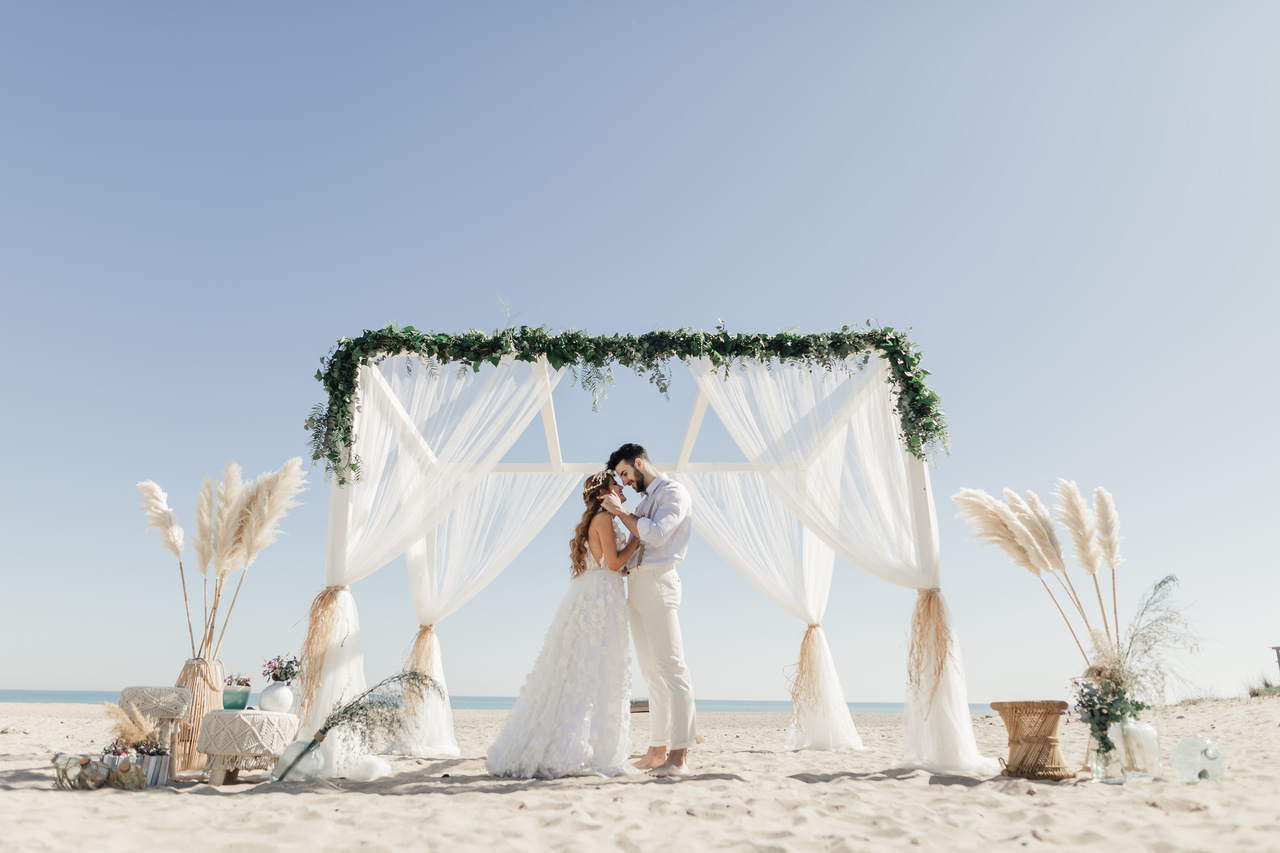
[[486, 517, 635, 779]]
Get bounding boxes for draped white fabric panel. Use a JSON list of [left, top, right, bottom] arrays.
[[306, 355, 565, 777], [674, 472, 861, 751], [393, 472, 582, 757], [687, 355, 997, 775]]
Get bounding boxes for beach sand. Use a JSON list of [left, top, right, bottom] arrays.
[[2, 698, 1278, 852]]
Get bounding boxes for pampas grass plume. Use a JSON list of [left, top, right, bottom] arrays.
[[242, 457, 307, 568], [137, 480, 184, 559], [1024, 489, 1066, 574], [1095, 487, 1124, 570], [193, 477, 214, 577], [211, 461, 246, 578], [952, 488, 1040, 576], [1054, 478, 1101, 575], [1002, 488, 1064, 574]]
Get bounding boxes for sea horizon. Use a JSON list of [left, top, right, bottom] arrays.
[[0, 689, 994, 715]]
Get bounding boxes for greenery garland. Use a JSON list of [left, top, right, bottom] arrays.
[[306, 323, 948, 484]]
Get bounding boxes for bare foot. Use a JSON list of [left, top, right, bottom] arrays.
[[648, 760, 692, 777], [632, 747, 667, 769]]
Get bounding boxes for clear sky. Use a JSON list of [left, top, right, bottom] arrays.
[[2, 3, 1276, 705]]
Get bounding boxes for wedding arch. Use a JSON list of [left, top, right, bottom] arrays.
[[297, 324, 997, 778]]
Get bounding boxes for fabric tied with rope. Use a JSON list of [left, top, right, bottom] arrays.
[[787, 624, 824, 727], [907, 588, 951, 715], [403, 625, 437, 716], [388, 623, 460, 757], [782, 622, 864, 752], [297, 585, 352, 722]]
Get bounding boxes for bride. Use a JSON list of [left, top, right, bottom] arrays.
[[486, 471, 641, 778]]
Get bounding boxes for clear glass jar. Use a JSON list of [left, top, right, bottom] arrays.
[[1119, 718, 1162, 779], [1090, 723, 1126, 784]]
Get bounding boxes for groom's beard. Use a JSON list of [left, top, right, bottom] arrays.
[[633, 471, 648, 494]]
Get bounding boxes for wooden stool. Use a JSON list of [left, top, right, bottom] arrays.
[[990, 700, 1076, 781], [119, 686, 192, 784], [196, 709, 299, 785]]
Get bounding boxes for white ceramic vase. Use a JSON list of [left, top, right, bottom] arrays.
[[259, 681, 294, 713]]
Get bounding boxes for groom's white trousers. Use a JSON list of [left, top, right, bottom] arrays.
[[627, 563, 697, 750]]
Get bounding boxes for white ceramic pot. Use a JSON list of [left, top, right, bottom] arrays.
[[260, 681, 294, 713]]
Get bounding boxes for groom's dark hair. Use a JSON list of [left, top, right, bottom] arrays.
[[607, 443, 649, 472]]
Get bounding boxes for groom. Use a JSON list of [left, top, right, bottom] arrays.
[[603, 443, 696, 776]]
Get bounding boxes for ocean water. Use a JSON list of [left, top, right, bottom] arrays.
[[0, 690, 992, 715]]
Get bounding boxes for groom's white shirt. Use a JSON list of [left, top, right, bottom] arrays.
[[632, 473, 691, 565]]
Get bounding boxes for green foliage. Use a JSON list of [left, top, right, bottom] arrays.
[[306, 322, 950, 484], [1074, 679, 1146, 754]]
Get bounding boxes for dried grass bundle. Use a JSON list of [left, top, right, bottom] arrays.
[[956, 479, 1192, 704], [1011, 487, 1095, 638], [952, 487, 1089, 666], [786, 624, 824, 728], [1053, 478, 1112, 649], [102, 702, 160, 748], [298, 585, 351, 721], [140, 459, 306, 667], [907, 590, 952, 711], [210, 458, 309, 661]]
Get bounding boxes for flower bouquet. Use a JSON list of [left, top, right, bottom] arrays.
[[260, 654, 301, 712], [222, 674, 251, 710]]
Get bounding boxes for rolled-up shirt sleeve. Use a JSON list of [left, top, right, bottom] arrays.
[[636, 486, 690, 548]]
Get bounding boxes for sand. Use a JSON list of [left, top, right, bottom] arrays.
[[2, 698, 1279, 852]]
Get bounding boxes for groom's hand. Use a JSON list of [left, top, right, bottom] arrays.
[[602, 494, 626, 516]]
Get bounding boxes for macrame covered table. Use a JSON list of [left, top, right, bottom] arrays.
[[196, 709, 298, 785], [119, 686, 191, 783]]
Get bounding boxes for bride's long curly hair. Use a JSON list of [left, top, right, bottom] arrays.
[[570, 471, 615, 579]]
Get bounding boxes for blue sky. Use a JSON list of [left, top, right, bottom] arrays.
[[1, 3, 1276, 704]]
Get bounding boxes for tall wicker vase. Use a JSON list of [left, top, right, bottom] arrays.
[[173, 658, 224, 773]]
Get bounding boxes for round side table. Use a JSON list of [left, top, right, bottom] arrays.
[[196, 709, 299, 785]]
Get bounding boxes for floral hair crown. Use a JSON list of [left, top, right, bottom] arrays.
[[582, 471, 614, 505]]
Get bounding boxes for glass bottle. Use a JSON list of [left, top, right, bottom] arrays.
[[1120, 718, 1162, 779], [1170, 735, 1225, 782]]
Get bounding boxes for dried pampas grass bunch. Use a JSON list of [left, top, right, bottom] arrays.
[[102, 702, 161, 749], [952, 481, 1188, 704], [138, 458, 308, 663]]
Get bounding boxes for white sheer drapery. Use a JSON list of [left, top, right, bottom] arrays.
[[674, 472, 862, 751], [391, 472, 582, 757], [687, 355, 997, 775], [301, 355, 564, 777]]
